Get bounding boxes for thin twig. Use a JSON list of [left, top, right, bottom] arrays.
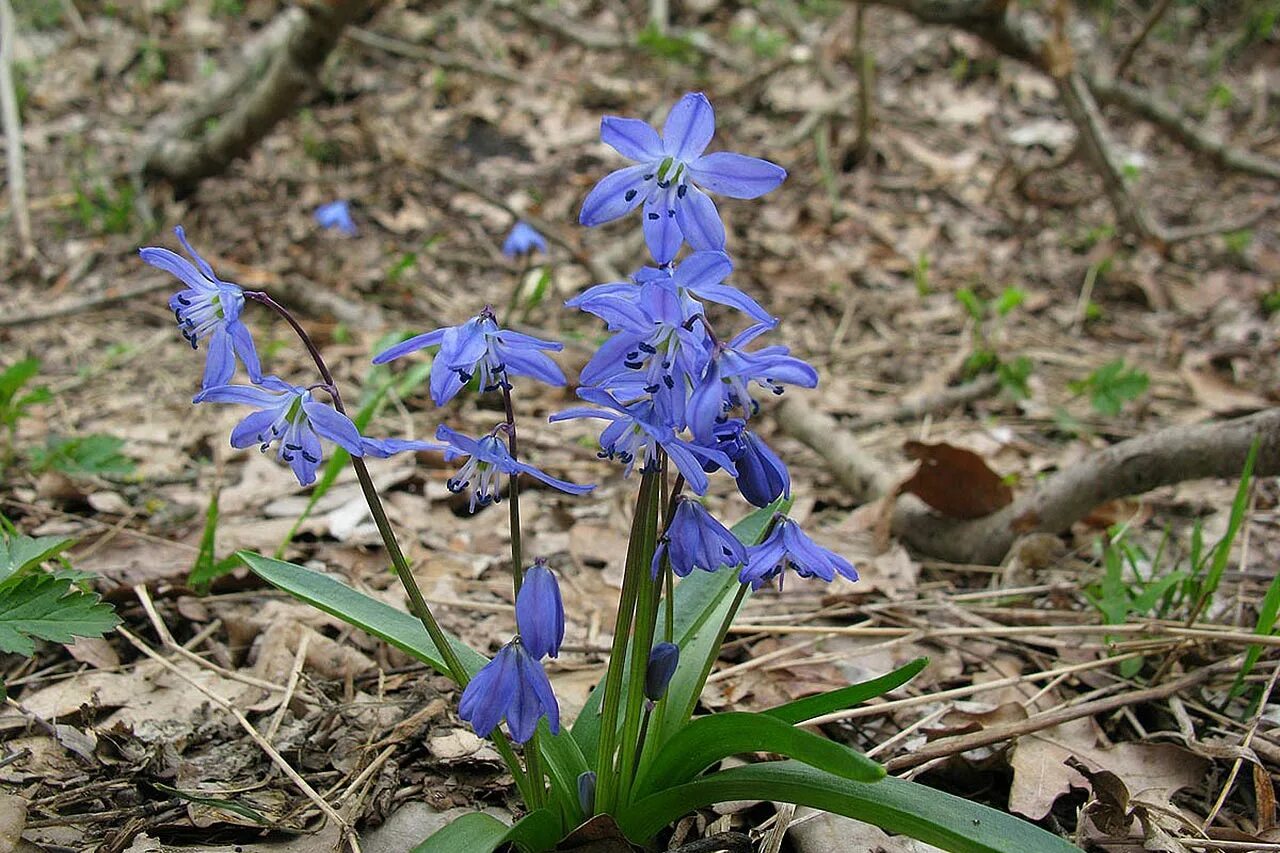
[[1113, 0, 1174, 77]]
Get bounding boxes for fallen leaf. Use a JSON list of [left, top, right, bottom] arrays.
[[900, 441, 1013, 519]]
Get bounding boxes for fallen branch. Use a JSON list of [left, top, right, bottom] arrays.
[[143, 0, 375, 192], [776, 397, 1280, 565]]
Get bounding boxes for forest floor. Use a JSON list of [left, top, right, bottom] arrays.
[[0, 0, 1278, 851]]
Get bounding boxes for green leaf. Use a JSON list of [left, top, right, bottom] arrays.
[[28, 434, 135, 477], [536, 717, 590, 827], [1193, 438, 1257, 620], [0, 358, 40, 405], [150, 782, 269, 824], [188, 490, 225, 592], [0, 573, 120, 657], [0, 533, 74, 586], [620, 761, 1081, 852], [238, 551, 487, 677], [1232, 568, 1280, 707], [764, 658, 928, 725], [633, 711, 883, 800], [571, 498, 787, 759], [1071, 360, 1148, 417], [411, 808, 562, 853]]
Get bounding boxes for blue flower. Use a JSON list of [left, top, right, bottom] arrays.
[[372, 308, 565, 405], [314, 200, 357, 236], [687, 325, 818, 442], [193, 377, 437, 486], [516, 559, 564, 659], [580, 92, 787, 264], [705, 420, 791, 507], [739, 516, 859, 590], [652, 497, 746, 578], [644, 642, 680, 701], [568, 251, 775, 329], [141, 227, 262, 389], [502, 221, 548, 258], [550, 388, 733, 495], [437, 425, 594, 512], [458, 639, 559, 743]]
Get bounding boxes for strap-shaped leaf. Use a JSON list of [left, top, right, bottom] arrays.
[[764, 657, 928, 725], [410, 808, 562, 853], [621, 760, 1082, 853], [632, 711, 882, 800], [536, 717, 590, 827], [238, 551, 488, 676]]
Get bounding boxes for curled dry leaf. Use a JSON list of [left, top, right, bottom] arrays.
[[899, 441, 1014, 519]]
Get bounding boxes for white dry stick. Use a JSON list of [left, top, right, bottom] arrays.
[[0, 0, 32, 260]]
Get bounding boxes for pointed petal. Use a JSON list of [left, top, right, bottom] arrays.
[[229, 321, 262, 383], [642, 197, 682, 265], [372, 328, 447, 364], [139, 247, 215, 292], [494, 329, 564, 351], [671, 250, 733, 291], [174, 226, 224, 283], [516, 461, 596, 496], [661, 93, 715, 161], [601, 116, 664, 161], [302, 401, 364, 455], [460, 646, 519, 738], [501, 348, 567, 387], [359, 437, 447, 458], [580, 165, 652, 227], [434, 425, 485, 457], [229, 408, 283, 449], [193, 382, 285, 407], [685, 282, 776, 327], [673, 184, 725, 253], [200, 325, 236, 389], [689, 152, 787, 199]]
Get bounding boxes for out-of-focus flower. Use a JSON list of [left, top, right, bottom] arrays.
[[502, 221, 548, 258], [314, 200, 357, 236]]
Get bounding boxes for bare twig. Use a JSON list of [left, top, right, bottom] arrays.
[[0, 0, 33, 259], [1113, 0, 1174, 78], [144, 0, 376, 191], [345, 27, 522, 84]]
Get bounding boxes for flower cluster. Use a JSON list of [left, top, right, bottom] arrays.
[[142, 228, 435, 485], [566, 92, 857, 590]]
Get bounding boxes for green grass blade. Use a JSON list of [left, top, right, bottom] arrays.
[[1230, 570, 1280, 709], [1190, 438, 1258, 622]]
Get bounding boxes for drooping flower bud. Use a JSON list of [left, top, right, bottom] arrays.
[[577, 771, 597, 815], [644, 642, 680, 702], [516, 559, 564, 659]]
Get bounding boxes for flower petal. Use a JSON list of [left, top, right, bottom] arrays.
[[229, 408, 283, 449], [601, 116, 664, 162], [671, 250, 733, 292], [200, 325, 236, 389], [229, 321, 263, 383], [515, 461, 596, 496], [661, 93, 715, 161], [642, 197, 682, 265], [516, 564, 564, 659], [174, 226, 224, 284], [689, 152, 787, 199], [580, 165, 652, 227], [140, 247, 214, 292], [371, 328, 447, 364], [685, 282, 775, 327], [434, 424, 485, 458], [502, 347, 567, 387], [194, 381, 286, 407], [673, 185, 725, 253], [460, 645, 519, 738], [359, 437, 446, 458], [302, 401, 364, 455]]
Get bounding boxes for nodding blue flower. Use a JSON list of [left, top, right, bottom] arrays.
[[372, 308, 565, 406], [568, 251, 775, 329], [502, 221, 548, 258], [577, 771, 597, 815], [652, 497, 747, 578], [141, 226, 261, 389], [458, 638, 559, 743], [436, 425, 594, 512], [706, 420, 791, 507], [739, 516, 858, 591], [314, 200, 357, 236], [644, 642, 680, 701], [579, 92, 787, 264], [517, 559, 564, 659], [687, 325, 818, 442], [193, 377, 436, 486], [550, 388, 734, 495]]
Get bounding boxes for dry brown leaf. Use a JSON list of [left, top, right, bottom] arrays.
[[1180, 359, 1270, 416], [64, 636, 121, 670], [900, 441, 1013, 519], [0, 793, 27, 853], [1009, 717, 1209, 820]]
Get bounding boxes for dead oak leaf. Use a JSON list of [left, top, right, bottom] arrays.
[[899, 441, 1013, 519]]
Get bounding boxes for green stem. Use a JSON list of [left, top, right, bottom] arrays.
[[593, 469, 659, 813], [246, 290, 533, 800]]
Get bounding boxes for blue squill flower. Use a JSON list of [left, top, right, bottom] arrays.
[[437, 425, 594, 512], [458, 638, 559, 743], [549, 388, 733, 495], [372, 308, 565, 405], [502, 221, 548, 258], [705, 419, 791, 507], [652, 497, 746, 578], [739, 516, 859, 590], [516, 559, 564, 659], [141, 227, 261, 389], [314, 200, 357, 236], [193, 377, 435, 486], [568, 251, 775, 329], [644, 642, 679, 701], [687, 325, 818, 442], [579, 92, 787, 264]]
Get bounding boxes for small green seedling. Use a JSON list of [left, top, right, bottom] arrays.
[[1068, 359, 1149, 416]]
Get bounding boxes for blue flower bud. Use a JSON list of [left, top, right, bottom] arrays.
[[644, 642, 680, 701], [577, 771, 597, 815], [516, 560, 564, 659]]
